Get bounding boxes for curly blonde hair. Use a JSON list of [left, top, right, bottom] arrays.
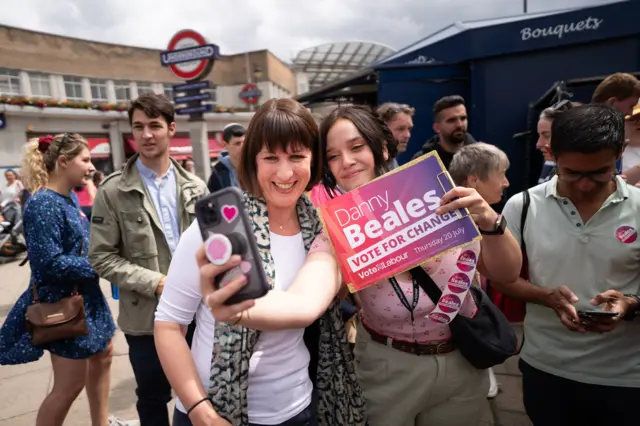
[[22, 133, 89, 192]]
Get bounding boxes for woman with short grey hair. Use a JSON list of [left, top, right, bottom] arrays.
[[449, 142, 510, 205], [449, 142, 510, 399]]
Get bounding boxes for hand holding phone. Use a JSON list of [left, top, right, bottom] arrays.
[[195, 188, 270, 306], [196, 247, 256, 322], [581, 289, 631, 333]]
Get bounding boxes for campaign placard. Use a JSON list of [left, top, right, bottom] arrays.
[[319, 152, 481, 294]]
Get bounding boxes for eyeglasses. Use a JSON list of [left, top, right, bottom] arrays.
[[556, 171, 615, 183], [388, 103, 411, 112]]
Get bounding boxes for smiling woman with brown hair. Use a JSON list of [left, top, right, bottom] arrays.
[[155, 98, 365, 426]]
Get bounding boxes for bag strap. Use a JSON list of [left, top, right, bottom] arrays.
[[31, 239, 84, 303], [408, 266, 442, 305], [520, 190, 530, 255]]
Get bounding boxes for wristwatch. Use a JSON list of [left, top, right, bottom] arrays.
[[479, 215, 507, 235], [622, 294, 640, 321]]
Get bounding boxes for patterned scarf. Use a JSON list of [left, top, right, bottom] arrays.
[[208, 193, 367, 426]]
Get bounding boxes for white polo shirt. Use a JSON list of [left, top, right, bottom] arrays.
[[503, 176, 640, 387]]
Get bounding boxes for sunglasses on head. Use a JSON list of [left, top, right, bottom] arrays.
[[551, 100, 573, 112], [388, 103, 411, 112]]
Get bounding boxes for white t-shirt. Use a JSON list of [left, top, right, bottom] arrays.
[[155, 222, 313, 423], [247, 232, 312, 425]]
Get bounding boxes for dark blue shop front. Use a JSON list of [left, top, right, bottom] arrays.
[[375, 0, 640, 196]]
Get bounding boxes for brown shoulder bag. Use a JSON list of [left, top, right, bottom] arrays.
[[25, 242, 89, 346]]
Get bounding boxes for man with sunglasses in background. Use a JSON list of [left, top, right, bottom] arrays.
[[207, 123, 245, 192], [493, 104, 640, 425], [592, 72, 640, 175], [376, 102, 414, 169]]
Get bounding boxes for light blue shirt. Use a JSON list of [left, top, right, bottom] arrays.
[[136, 158, 180, 254]]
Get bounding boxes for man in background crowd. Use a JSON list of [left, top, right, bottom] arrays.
[[495, 104, 640, 425], [592, 72, 640, 117], [376, 102, 414, 169], [412, 95, 476, 168], [592, 72, 640, 174], [207, 123, 245, 192], [89, 93, 207, 426]]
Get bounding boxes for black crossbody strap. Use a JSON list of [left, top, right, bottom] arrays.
[[409, 266, 442, 305], [520, 190, 530, 254], [517, 190, 531, 354]]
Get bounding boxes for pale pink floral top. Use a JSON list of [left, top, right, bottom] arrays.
[[311, 233, 480, 343]]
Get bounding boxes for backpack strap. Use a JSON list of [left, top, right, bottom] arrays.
[[516, 190, 531, 354]]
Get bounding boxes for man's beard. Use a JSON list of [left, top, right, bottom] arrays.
[[444, 130, 467, 145]]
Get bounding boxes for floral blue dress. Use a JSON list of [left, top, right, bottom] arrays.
[[0, 188, 115, 364]]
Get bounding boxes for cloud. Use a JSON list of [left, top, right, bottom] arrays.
[[0, 0, 621, 62]]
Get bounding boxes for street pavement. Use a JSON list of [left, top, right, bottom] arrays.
[[0, 258, 530, 426]]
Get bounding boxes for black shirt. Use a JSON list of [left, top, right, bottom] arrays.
[[412, 133, 477, 169]]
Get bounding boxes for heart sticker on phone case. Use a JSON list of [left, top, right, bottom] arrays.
[[240, 261, 252, 274], [221, 205, 239, 223]]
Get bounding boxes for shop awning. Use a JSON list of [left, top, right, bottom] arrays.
[[125, 136, 225, 160], [87, 138, 112, 159]]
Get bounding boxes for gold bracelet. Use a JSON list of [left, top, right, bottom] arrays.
[[232, 311, 243, 326]]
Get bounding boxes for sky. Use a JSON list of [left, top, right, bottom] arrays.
[[0, 0, 622, 63]]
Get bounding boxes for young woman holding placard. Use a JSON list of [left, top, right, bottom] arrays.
[[201, 106, 521, 426]]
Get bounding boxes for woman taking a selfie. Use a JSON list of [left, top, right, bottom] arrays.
[[0, 134, 118, 426], [154, 98, 366, 426], [202, 106, 522, 426]]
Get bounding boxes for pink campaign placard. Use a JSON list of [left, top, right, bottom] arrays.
[[318, 152, 482, 308]]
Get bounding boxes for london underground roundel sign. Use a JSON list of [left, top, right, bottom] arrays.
[[239, 83, 262, 105], [160, 29, 220, 81]]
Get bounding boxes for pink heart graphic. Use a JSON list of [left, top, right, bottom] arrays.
[[207, 239, 228, 262], [240, 261, 252, 274], [221, 205, 239, 223]]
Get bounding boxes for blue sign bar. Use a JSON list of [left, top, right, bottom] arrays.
[[0, 113, 5, 129], [239, 88, 263, 99], [173, 81, 211, 92], [176, 104, 214, 115], [174, 93, 212, 104], [160, 44, 220, 66]]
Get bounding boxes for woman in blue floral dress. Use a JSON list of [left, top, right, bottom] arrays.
[[0, 134, 116, 426]]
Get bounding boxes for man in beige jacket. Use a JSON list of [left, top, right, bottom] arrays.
[[89, 93, 207, 426]]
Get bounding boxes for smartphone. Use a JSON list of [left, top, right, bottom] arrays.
[[577, 310, 619, 319], [195, 187, 269, 305], [436, 171, 469, 219]]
